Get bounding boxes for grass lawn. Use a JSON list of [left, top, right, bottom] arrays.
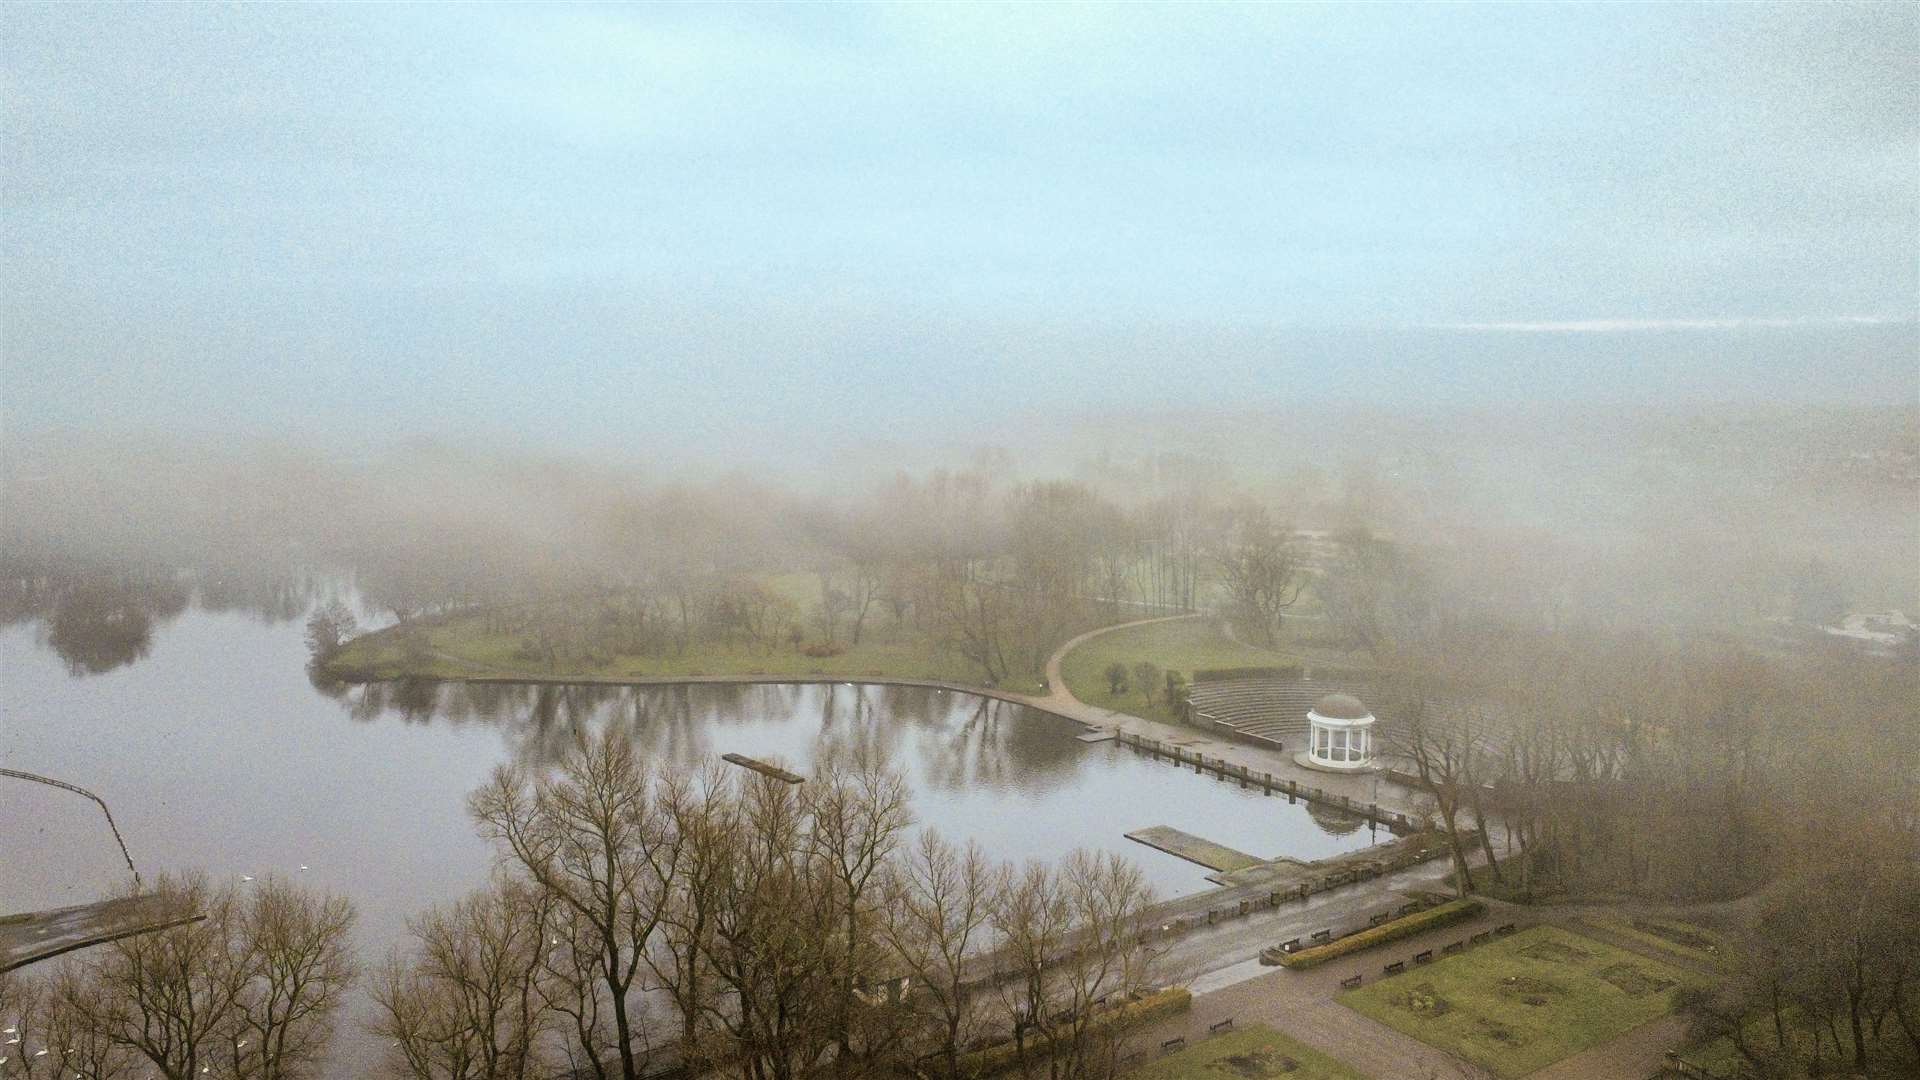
[[1338, 925, 1707, 1079], [1059, 618, 1374, 725], [1581, 912, 1729, 969], [1125, 1024, 1371, 1080], [330, 612, 1049, 690]]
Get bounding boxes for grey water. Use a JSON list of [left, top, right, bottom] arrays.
[[3, 591, 1378, 911], [1, 582, 1376, 1066]]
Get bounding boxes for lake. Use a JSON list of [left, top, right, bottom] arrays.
[[1, 583, 1377, 1065]]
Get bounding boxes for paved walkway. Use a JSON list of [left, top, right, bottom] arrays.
[[1126, 895, 1731, 1080], [1025, 616, 1431, 821], [1128, 902, 1518, 1079], [417, 611, 1424, 821]]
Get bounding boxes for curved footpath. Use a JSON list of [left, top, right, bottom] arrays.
[[398, 612, 1428, 822]]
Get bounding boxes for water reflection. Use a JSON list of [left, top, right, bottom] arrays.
[[2, 556, 359, 678], [336, 680, 1081, 790], [1, 561, 1381, 901], [329, 677, 1380, 896]]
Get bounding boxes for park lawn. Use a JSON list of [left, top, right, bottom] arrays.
[[1061, 618, 1276, 723], [329, 609, 1050, 692], [1060, 618, 1372, 725], [1124, 1024, 1371, 1080], [1581, 912, 1729, 969], [1337, 924, 1707, 1079]]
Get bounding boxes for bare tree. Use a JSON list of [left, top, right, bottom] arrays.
[[878, 832, 1002, 1080], [1208, 504, 1305, 645], [55, 874, 355, 1080], [371, 877, 551, 1080], [229, 878, 358, 1080], [991, 850, 1158, 1080], [469, 730, 682, 1080], [302, 599, 358, 660], [802, 745, 915, 1068], [697, 773, 837, 1080]]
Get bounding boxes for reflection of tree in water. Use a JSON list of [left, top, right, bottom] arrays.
[[40, 576, 189, 677], [1305, 798, 1371, 837], [329, 679, 1092, 798], [4, 554, 349, 675], [194, 566, 323, 624]]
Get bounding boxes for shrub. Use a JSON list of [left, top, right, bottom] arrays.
[[1132, 660, 1161, 704], [1104, 662, 1130, 694], [953, 987, 1192, 1076], [1276, 899, 1485, 969], [803, 642, 845, 658]]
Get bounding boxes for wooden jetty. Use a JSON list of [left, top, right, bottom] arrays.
[[721, 753, 806, 784]]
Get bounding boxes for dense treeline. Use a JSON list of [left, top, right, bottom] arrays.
[[1383, 628, 1916, 904], [1380, 626, 1919, 1076]]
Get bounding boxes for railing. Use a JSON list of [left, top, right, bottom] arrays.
[[1113, 731, 1418, 835], [0, 768, 141, 889]]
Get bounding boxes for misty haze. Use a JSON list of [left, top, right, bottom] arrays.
[[2, 5, 1915, 1080]]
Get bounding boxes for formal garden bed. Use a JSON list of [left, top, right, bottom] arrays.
[[1124, 1023, 1370, 1080], [1338, 924, 1706, 1078]]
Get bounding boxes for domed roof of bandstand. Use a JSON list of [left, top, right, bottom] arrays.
[[1310, 692, 1373, 721]]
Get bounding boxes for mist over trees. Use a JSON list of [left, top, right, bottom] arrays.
[[5, 402, 1914, 672]]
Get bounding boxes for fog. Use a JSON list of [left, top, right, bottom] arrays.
[[5, 397, 1914, 645], [4, 6, 1918, 1079]]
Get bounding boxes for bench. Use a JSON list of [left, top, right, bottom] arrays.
[[1340, 974, 1363, 989], [1495, 923, 1518, 936], [1209, 1018, 1234, 1034], [1443, 941, 1464, 955], [1282, 938, 1301, 952], [1384, 960, 1406, 974], [1311, 929, 1332, 943], [1369, 912, 1390, 926], [1414, 949, 1433, 964], [1470, 931, 1491, 945], [1161, 1037, 1186, 1053]]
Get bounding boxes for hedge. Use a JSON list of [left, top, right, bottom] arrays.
[[1192, 665, 1304, 683], [953, 986, 1192, 1076], [1275, 899, 1485, 969]]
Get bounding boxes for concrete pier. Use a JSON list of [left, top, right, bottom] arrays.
[[720, 753, 806, 784], [1125, 826, 1264, 872]]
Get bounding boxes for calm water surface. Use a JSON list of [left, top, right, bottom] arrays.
[[2, 588, 1375, 1066]]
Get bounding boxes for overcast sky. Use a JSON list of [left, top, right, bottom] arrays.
[[4, 3, 1915, 455]]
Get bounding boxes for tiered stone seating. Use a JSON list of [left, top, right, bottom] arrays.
[[1188, 676, 1497, 758], [1187, 677, 1384, 748]]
